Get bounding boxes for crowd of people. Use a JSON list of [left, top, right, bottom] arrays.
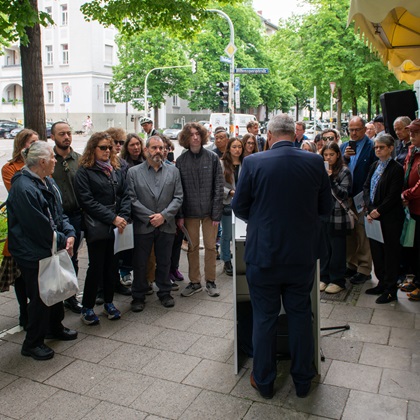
[[1, 113, 420, 399]]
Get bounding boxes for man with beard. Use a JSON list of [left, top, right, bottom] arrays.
[[51, 122, 83, 314], [126, 136, 183, 311]]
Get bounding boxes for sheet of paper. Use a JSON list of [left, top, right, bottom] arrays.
[[353, 191, 365, 214], [114, 223, 134, 254], [364, 217, 384, 243]]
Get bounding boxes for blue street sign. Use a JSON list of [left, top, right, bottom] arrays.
[[234, 68, 269, 74], [64, 97, 70, 103], [220, 56, 232, 64]]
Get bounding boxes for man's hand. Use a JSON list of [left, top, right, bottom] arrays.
[[177, 218, 184, 229], [113, 216, 127, 234], [212, 220, 219, 227], [66, 236, 75, 257], [344, 146, 356, 158], [149, 213, 165, 227]]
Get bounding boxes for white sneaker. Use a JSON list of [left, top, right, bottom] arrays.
[[325, 283, 344, 294], [320, 282, 328, 292], [121, 273, 132, 286], [206, 281, 220, 297]]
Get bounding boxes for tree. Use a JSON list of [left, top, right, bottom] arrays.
[[0, 0, 52, 138]]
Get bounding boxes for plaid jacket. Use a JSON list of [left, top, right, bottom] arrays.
[[329, 166, 353, 231]]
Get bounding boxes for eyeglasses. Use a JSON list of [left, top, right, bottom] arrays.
[[97, 145, 113, 151], [246, 142, 256, 146], [348, 127, 364, 132], [321, 136, 335, 141], [374, 145, 387, 150], [114, 140, 125, 146]]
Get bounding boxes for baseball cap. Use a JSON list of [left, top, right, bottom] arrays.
[[373, 115, 384, 123], [407, 119, 420, 132]]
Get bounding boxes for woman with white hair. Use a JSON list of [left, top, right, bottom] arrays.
[[7, 141, 77, 360]]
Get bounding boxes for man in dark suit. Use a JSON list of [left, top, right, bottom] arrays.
[[127, 136, 183, 312], [232, 114, 332, 399], [340, 117, 377, 284]]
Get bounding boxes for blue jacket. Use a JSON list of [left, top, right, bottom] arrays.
[[340, 136, 377, 196], [7, 169, 76, 268], [232, 141, 332, 267]]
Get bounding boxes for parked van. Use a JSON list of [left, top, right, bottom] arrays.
[[208, 113, 257, 140]]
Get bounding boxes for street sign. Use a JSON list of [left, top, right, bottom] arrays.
[[235, 77, 240, 109], [63, 85, 71, 95], [234, 68, 269, 74], [220, 56, 232, 64], [224, 42, 237, 58], [64, 97, 70, 103], [329, 82, 336, 94]]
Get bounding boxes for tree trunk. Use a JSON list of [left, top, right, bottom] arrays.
[[153, 106, 159, 129], [20, 0, 46, 140], [337, 87, 342, 131], [295, 96, 299, 121]]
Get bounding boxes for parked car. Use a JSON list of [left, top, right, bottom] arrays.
[[7, 121, 53, 139], [163, 123, 182, 140], [0, 121, 23, 138]]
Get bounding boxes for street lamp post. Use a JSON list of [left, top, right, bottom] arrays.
[[144, 61, 196, 118], [207, 9, 235, 137]]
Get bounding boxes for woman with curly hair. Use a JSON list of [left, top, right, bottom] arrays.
[[75, 132, 131, 325], [220, 137, 244, 275]]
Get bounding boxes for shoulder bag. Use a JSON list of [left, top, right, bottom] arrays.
[[331, 190, 358, 229]]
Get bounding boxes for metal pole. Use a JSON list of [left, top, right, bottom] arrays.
[[144, 64, 192, 118], [207, 9, 235, 137], [330, 92, 333, 128]]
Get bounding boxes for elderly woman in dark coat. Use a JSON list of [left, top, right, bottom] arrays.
[[7, 141, 77, 361]]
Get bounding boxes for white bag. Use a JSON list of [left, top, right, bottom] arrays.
[[38, 232, 79, 307]]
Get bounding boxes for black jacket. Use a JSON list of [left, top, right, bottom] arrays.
[[363, 159, 405, 224], [74, 165, 131, 226], [7, 169, 76, 268]]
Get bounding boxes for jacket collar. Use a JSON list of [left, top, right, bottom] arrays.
[[271, 140, 294, 149]]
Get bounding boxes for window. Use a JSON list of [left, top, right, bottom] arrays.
[[46, 45, 53, 66], [104, 45, 113, 65], [47, 83, 54, 104], [61, 83, 69, 103], [61, 44, 68, 65], [61, 4, 68, 26], [104, 83, 112, 104], [4, 49, 16, 66], [45, 6, 52, 25], [172, 95, 179, 107]]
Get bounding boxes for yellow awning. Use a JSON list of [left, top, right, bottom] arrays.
[[348, 0, 420, 83]]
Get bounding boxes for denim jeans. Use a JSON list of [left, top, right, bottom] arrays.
[[220, 213, 232, 262]]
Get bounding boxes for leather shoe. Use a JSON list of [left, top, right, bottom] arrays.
[[295, 381, 312, 398], [365, 285, 385, 295], [115, 283, 132, 296], [349, 273, 372, 285], [64, 296, 82, 314], [160, 295, 175, 308], [250, 372, 274, 399], [46, 327, 78, 341], [21, 343, 54, 360], [131, 299, 145, 312], [376, 292, 397, 304]]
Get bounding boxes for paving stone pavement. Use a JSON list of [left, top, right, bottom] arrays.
[[0, 246, 419, 419]]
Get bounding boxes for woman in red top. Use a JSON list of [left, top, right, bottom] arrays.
[[401, 119, 420, 301]]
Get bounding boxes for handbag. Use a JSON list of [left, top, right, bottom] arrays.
[[38, 232, 79, 307], [400, 208, 416, 247], [331, 190, 358, 229], [84, 204, 115, 243]]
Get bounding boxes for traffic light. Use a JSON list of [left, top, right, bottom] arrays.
[[217, 82, 229, 108], [191, 59, 197, 74]]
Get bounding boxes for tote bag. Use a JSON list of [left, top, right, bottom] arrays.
[[400, 209, 416, 248], [38, 232, 79, 307]]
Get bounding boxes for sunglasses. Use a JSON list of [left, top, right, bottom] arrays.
[[114, 140, 125, 146], [321, 136, 335, 141], [97, 145, 113, 151]]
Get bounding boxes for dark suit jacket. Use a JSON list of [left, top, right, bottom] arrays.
[[232, 140, 332, 267], [363, 159, 404, 224], [340, 136, 377, 196]]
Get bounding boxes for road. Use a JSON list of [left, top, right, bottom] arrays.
[[0, 135, 186, 202]]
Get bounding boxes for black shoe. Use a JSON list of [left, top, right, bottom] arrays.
[[115, 284, 132, 296], [160, 295, 175, 308], [64, 296, 82, 314], [349, 273, 372, 285], [365, 285, 385, 295], [295, 381, 312, 398], [223, 261, 233, 276], [21, 344, 54, 360], [376, 292, 398, 304], [344, 267, 357, 279], [131, 299, 145, 312], [250, 372, 274, 399], [95, 292, 105, 306], [45, 327, 78, 341]]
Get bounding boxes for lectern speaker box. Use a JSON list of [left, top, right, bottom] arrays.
[[380, 90, 418, 138]]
